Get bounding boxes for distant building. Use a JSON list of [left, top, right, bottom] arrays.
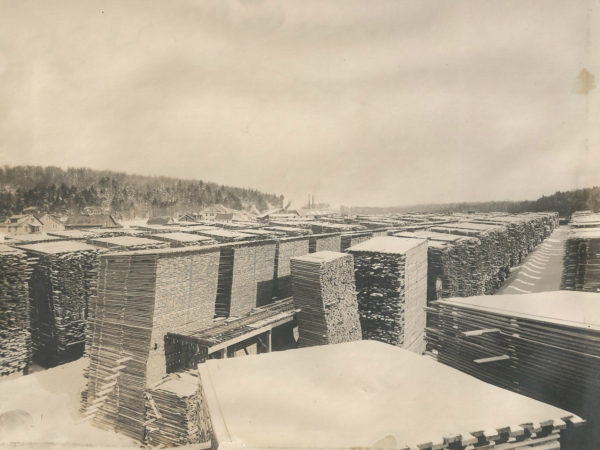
[[0, 214, 44, 235], [35, 213, 65, 232], [65, 214, 121, 229], [199, 204, 256, 222], [147, 216, 175, 226]]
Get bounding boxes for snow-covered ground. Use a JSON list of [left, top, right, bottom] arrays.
[[0, 358, 138, 449]]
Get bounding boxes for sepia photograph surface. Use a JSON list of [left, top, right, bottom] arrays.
[[0, 0, 599, 449]]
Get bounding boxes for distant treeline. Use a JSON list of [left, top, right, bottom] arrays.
[[343, 187, 600, 218], [0, 166, 283, 218]]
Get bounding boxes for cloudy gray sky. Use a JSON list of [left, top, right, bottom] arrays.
[[0, 0, 598, 207]]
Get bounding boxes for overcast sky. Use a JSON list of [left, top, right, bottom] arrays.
[[0, 0, 598, 207]]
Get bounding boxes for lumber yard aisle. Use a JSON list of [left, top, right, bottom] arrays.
[[496, 226, 567, 294]]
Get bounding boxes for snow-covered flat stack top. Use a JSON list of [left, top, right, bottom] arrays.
[[292, 250, 347, 264], [437, 291, 600, 331], [91, 236, 164, 247], [47, 230, 98, 239], [347, 236, 426, 254], [17, 240, 98, 255], [199, 340, 575, 450], [153, 232, 214, 243]]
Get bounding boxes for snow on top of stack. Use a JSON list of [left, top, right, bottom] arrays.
[[347, 236, 426, 254], [17, 240, 98, 255], [437, 291, 600, 330], [292, 250, 348, 264]]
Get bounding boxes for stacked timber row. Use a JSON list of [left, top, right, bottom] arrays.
[[430, 223, 510, 294], [561, 228, 600, 292], [264, 226, 311, 236], [214, 240, 277, 314], [393, 231, 482, 301], [470, 213, 557, 265], [151, 232, 217, 248], [145, 372, 210, 447], [19, 241, 99, 367], [291, 251, 361, 347], [309, 222, 364, 234], [274, 236, 310, 298], [0, 245, 32, 376], [347, 237, 428, 353], [83, 245, 220, 442], [426, 292, 600, 442], [194, 228, 256, 243], [88, 236, 169, 250], [308, 233, 341, 253], [340, 231, 372, 252]]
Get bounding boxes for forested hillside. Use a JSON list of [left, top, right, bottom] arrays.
[[344, 187, 600, 217], [0, 166, 283, 218]]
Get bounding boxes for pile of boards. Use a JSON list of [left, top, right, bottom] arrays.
[[347, 237, 428, 353], [393, 231, 483, 301], [308, 233, 341, 253], [151, 232, 217, 247], [0, 245, 32, 376], [470, 213, 557, 266], [274, 236, 310, 299], [340, 231, 372, 252], [145, 372, 211, 447], [88, 236, 168, 250], [430, 222, 511, 294], [561, 228, 600, 292], [83, 245, 221, 442], [426, 291, 600, 443], [291, 251, 361, 347], [215, 240, 277, 315], [198, 340, 584, 450], [18, 241, 99, 367]]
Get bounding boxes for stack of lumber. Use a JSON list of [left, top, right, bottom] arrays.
[[86, 227, 147, 237], [165, 298, 296, 372], [426, 291, 599, 442], [393, 231, 482, 301], [470, 213, 557, 265], [310, 222, 364, 234], [347, 237, 428, 353], [151, 232, 217, 247], [18, 241, 99, 367], [215, 241, 277, 316], [145, 372, 210, 447], [274, 236, 310, 298], [561, 228, 600, 292], [83, 245, 220, 441], [88, 235, 168, 250], [198, 340, 584, 450], [290, 251, 361, 347], [340, 231, 372, 251], [0, 245, 32, 376], [194, 228, 256, 243], [571, 212, 600, 229], [430, 223, 510, 294], [238, 228, 283, 239], [47, 230, 99, 240], [5, 233, 64, 245], [308, 233, 342, 253], [264, 225, 312, 236]]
